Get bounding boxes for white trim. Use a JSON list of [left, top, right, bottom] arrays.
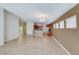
[[52, 37, 71, 55]]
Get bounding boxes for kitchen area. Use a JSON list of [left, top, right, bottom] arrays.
[[33, 23, 48, 37]]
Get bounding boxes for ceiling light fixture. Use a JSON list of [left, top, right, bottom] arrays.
[[39, 15, 48, 19]]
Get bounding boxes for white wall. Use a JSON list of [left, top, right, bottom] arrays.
[[26, 21, 33, 35], [0, 8, 4, 45], [4, 10, 19, 42]]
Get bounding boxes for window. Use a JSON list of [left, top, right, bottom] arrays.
[[55, 23, 59, 29], [66, 15, 76, 29], [53, 24, 56, 29], [59, 20, 64, 29], [53, 23, 59, 29]]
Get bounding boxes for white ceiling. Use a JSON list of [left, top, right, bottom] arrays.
[[0, 3, 77, 24]]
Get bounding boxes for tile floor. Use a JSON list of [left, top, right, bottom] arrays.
[[0, 35, 68, 55]]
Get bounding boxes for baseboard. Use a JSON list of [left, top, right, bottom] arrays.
[[52, 36, 71, 55], [4, 37, 18, 43]]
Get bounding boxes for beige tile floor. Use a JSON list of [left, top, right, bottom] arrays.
[[0, 35, 68, 55]]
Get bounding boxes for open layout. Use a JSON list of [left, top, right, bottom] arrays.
[[0, 3, 79, 55]]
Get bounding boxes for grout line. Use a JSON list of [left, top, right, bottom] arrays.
[[52, 37, 71, 55]]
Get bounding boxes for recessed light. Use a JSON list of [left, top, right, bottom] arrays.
[[40, 19, 45, 22]]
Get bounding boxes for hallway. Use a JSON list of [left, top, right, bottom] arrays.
[[0, 36, 68, 55], [0, 3, 78, 55]]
